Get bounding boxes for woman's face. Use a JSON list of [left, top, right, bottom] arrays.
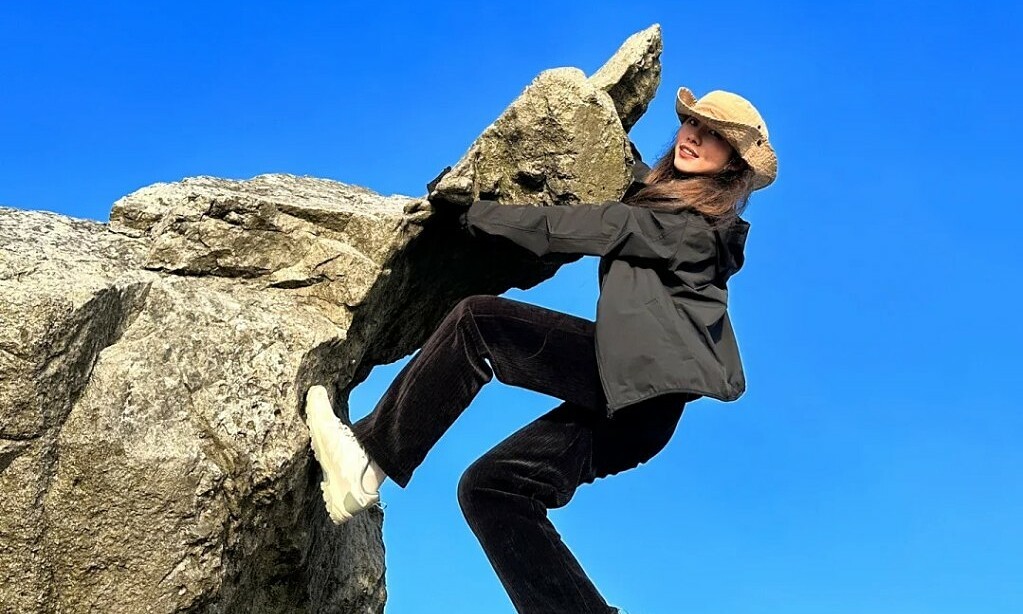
[[673, 115, 736, 175]]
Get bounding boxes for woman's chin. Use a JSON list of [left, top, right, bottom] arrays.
[[673, 158, 699, 174]]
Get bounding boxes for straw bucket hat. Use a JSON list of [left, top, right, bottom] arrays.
[[675, 87, 778, 190]]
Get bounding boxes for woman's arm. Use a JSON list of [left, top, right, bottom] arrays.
[[459, 199, 686, 262]]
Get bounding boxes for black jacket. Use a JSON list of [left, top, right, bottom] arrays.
[[457, 151, 750, 417]]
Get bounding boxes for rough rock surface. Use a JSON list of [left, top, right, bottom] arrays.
[[0, 24, 662, 614], [426, 24, 662, 208], [588, 25, 663, 133]]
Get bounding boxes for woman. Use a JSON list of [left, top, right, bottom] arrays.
[[305, 87, 778, 614]]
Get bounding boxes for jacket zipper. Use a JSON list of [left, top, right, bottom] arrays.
[[593, 336, 615, 419]]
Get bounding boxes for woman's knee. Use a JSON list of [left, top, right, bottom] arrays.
[[451, 294, 503, 320], [456, 456, 501, 509], [456, 448, 540, 504]]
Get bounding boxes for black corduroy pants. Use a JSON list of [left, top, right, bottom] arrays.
[[351, 294, 694, 614]]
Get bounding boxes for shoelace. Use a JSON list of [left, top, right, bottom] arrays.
[[338, 423, 363, 447], [338, 423, 387, 512]]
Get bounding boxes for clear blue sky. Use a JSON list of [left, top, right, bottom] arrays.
[[3, 1, 1021, 612]]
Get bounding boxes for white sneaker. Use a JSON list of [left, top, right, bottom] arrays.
[[305, 385, 382, 525]]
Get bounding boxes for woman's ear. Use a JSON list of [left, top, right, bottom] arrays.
[[725, 151, 746, 172]]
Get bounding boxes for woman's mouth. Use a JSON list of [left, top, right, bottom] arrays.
[[678, 145, 699, 159]]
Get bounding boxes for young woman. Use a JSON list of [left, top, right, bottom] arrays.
[[305, 87, 778, 614]]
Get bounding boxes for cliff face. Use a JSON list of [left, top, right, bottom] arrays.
[[0, 25, 662, 613]]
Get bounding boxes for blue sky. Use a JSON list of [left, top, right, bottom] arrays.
[[3, 1, 1022, 612]]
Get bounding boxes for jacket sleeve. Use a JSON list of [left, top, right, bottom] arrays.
[[460, 199, 684, 261]]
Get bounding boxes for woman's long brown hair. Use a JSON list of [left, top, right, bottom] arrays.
[[623, 121, 757, 230]]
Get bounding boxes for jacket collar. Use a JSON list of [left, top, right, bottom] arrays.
[[627, 178, 749, 279], [627, 157, 749, 277]]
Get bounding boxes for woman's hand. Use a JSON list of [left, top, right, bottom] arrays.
[[425, 165, 474, 215], [399, 197, 433, 231], [398, 164, 474, 232]]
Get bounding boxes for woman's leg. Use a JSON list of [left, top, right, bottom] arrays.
[[456, 393, 691, 614], [351, 294, 606, 488]]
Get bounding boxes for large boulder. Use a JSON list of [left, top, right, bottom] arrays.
[[0, 24, 662, 613]]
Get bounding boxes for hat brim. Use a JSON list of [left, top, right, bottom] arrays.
[[675, 86, 777, 190], [675, 87, 761, 135]]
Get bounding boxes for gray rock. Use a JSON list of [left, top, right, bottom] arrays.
[[427, 25, 662, 208], [0, 24, 661, 614], [1, 202, 387, 613], [589, 24, 663, 133]]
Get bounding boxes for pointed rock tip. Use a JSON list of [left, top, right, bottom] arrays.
[[588, 24, 663, 133]]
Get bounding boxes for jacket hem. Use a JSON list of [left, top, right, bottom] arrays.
[[606, 385, 743, 415]]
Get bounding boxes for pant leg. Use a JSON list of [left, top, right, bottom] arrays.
[[351, 294, 606, 488], [456, 394, 690, 614]]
